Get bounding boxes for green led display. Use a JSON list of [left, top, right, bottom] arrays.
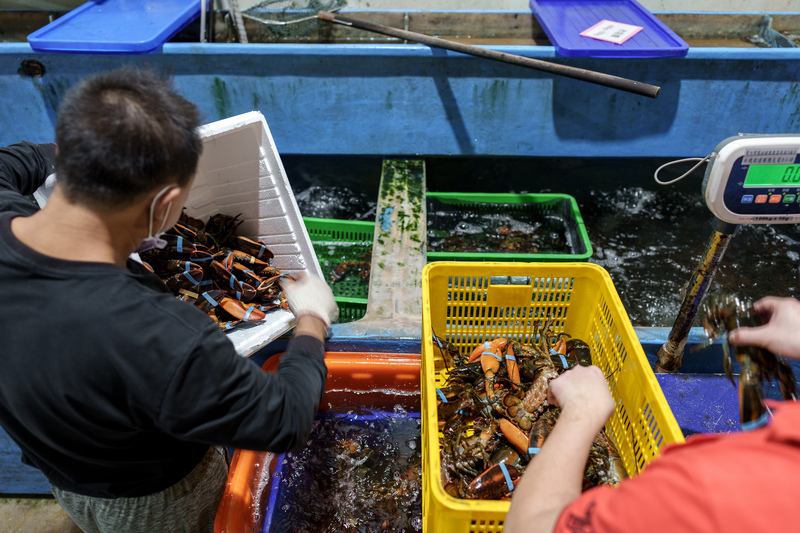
[[745, 163, 800, 187]]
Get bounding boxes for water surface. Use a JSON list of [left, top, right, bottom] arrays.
[[283, 156, 800, 327]]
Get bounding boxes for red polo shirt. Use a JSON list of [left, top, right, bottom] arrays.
[[556, 401, 800, 532]]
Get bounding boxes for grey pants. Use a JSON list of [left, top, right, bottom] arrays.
[[51, 447, 229, 533]]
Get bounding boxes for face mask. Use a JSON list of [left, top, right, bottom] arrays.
[[135, 186, 174, 254]]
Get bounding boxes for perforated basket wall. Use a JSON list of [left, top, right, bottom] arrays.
[[421, 262, 684, 533], [303, 217, 372, 323]]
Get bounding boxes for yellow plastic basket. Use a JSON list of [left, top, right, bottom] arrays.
[[421, 262, 684, 532]]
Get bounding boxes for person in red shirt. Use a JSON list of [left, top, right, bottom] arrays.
[[504, 296, 800, 533]]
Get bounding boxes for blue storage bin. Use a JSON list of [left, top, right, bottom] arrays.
[[27, 0, 200, 54], [529, 0, 689, 58]]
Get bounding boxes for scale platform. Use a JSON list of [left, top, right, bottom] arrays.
[[529, 0, 689, 58], [27, 0, 200, 54]]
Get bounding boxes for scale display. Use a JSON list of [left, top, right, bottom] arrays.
[[702, 135, 800, 224], [744, 164, 800, 187]]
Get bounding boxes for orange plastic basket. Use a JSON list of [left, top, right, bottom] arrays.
[[421, 262, 684, 532], [214, 351, 420, 533]]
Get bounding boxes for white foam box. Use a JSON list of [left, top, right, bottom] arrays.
[[188, 111, 323, 356], [33, 112, 317, 357]]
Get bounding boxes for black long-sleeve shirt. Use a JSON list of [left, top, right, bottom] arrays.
[[0, 142, 327, 498]]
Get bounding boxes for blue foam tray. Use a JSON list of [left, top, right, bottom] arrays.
[[529, 0, 689, 58], [27, 0, 200, 54]]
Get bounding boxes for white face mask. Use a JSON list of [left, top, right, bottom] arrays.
[[134, 186, 174, 254]]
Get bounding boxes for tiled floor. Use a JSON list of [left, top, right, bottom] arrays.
[[0, 499, 82, 533]]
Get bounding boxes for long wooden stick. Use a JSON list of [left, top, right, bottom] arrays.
[[318, 11, 660, 99]]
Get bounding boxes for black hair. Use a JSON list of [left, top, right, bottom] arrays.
[[55, 66, 202, 208]]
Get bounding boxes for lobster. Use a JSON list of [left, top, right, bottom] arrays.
[[700, 292, 797, 429]]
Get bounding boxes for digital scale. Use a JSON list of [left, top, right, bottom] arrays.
[[657, 134, 800, 376], [703, 134, 800, 225]]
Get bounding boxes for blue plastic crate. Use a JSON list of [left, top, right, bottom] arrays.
[[529, 0, 689, 58], [27, 0, 200, 54]]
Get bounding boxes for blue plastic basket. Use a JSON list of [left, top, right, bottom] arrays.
[[529, 0, 689, 58]]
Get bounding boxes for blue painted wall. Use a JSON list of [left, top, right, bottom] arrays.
[[1, 43, 799, 157]]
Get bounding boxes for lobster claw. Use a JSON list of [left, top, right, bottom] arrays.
[[498, 418, 528, 457], [218, 296, 266, 322], [163, 234, 198, 256], [165, 260, 202, 275], [169, 222, 199, 241], [164, 268, 203, 292], [468, 338, 508, 364], [505, 345, 521, 390], [467, 463, 520, 500], [232, 235, 274, 261], [196, 290, 266, 322]]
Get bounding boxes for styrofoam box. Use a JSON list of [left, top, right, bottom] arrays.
[[34, 111, 322, 357], [188, 111, 323, 356]]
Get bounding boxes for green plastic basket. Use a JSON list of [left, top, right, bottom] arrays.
[[303, 217, 373, 323], [426, 192, 592, 262]]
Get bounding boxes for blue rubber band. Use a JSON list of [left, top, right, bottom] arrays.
[[484, 341, 491, 349], [202, 292, 218, 307], [235, 291, 241, 300], [433, 336, 444, 348], [258, 244, 266, 259], [199, 279, 213, 286], [225, 252, 234, 265], [455, 410, 469, 416], [229, 277, 237, 289], [483, 351, 502, 361], [558, 354, 569, 369], [243, 306, 255, 321], [741, 411, 770, 431], [224, 321, 236, 330], [528, 447, 541, 455], [183, 271, 200, 286], [177, 236, 183, 253], [549, 348, 559, 356], [436, 389, 448, 403], [499, 462, 514, 492], [184, 261, 191, 271], [506, 354, 517, 362]]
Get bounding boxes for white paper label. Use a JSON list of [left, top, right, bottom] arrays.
[[580, 20, 643, 44]]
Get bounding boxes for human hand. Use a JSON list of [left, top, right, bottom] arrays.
[[280, 274, 339, 328], [728, 297, 800, 359], [547, 365, 615, 429]]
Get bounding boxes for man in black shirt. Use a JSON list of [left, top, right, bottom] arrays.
[[0, 68, 336, 532]]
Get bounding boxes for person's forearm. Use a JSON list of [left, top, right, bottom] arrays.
[[504, 407, 603, 533], [0, 142, 53, 195], [293, 314, 327, 341]]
